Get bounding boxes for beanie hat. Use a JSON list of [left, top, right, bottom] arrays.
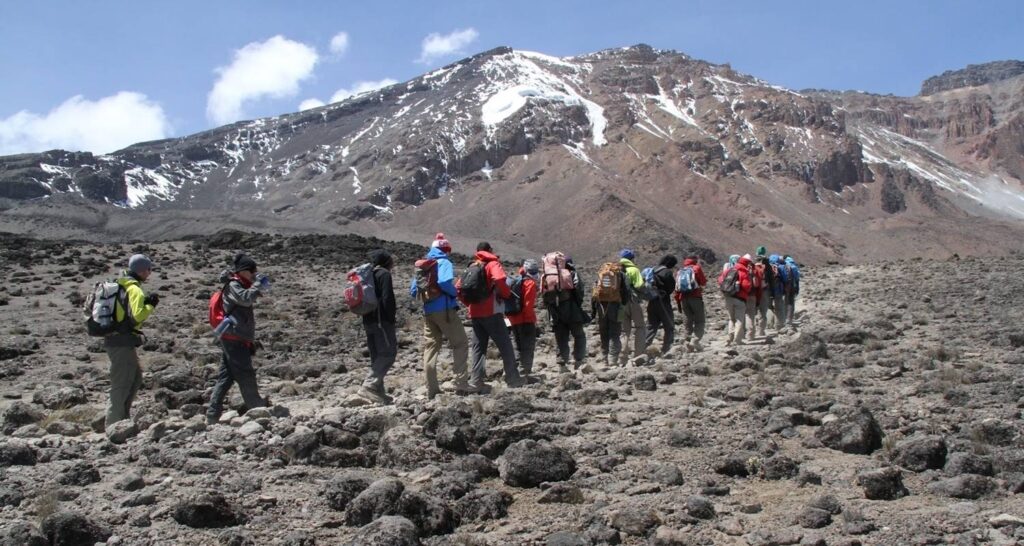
[[128, 254, 153, 274], [233, 253, 258, 273], [430, 232, 452, 253], [756, 246, 767, 257], [742, 253, 752, 260], [619, 248, 635, 260], [369, 249, 393, 268]]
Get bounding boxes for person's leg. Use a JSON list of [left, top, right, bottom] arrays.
[[734, 298, 747, 344], [745, 297, 757, 340], [645, 301, 661, 347], [787, 294, 797, 324], [554, 321, 571, 365], [692, 298, 706, 345], [598, 309, 611, 358], [423, 314, 443, 397], [571, 322, 587, 364], [631, 301, 647, 357], [519, 323, 537, 375], [682, 300, 695, 341], [224, 340, 267, 410], [469, 318, 489, 385], [207, 347, 236, 421], [483, 314, 521, 385], [757, 297, 769, 336], [105, 345, 140, 426], [440, 309, 470, 388], [126, 356, 143, 418], [362, 323, 398, 394], [609, 318, 623, 363], [660, 300, 675, 354], [773, 294, 786, 328]]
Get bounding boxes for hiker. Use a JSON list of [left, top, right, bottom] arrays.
[[102, 254, 159, 427], [644, 255, 678, 356], [545, 255, 588, 372], [719, 254, 753, 345], [410, 234, 470, 399], [506, 259, 540, 376], [743, 254, 763, 342], [592, 261, 629, 366], [722, 254, 740, 338], [781, 256, 801, 326], [619, 249, 648, 360], [458, 242, 524, 392], [673, 255, 708, 351], [753, 247, 775, 337], [767, 254, 787, 330], [357, 250, 398, 404], [207, 253, 271, 423]]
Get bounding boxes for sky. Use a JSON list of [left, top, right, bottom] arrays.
[[1, 0, 1021, 155]]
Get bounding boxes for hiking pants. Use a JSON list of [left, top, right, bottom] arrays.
[[785, 293, 798, 325], [105, 345, 143, 427], [511, 323, 538, 375], [756, 294, 770, 334], [681, 297, 706, 341], [745, 297, 758, 340], [554, 321, 587, 365], [771, 293, 786, 329], [470, 314, 521, 386], [423, 309, 469, 395], [596, 304, 622, 363], [622, 300, 648, 358], [645, 297, 675, 354], [726, 297, 747, 344], [208, 339, 267, 419], [362, 322, 398, 393]]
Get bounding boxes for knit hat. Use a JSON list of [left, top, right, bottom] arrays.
[[742, 253, 752, 260], [523, 259, 540, 276], [430, 232, 452, 253], [369, 249, 394, 268], [619, 248, 635, 260], [756, 246, 767, 257], [233, 253, 257, 273], [128, 254, 153, 274]]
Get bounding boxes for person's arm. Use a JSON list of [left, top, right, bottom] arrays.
[[490, 262, 511, 299], [437, 259, 457, 298], [378, 270, 396, 323], [225, 280, 261, 308], [126, 285, 154, 325], [696, 266, 707, 287], [409, 276, 418, 299]]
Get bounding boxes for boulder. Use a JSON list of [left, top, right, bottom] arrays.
[[815, 407, 883, 454], [349, 516, 420, 546], [890, 434, 947, 471], [944, 452, 994, 476], [323, 472, 372, 511], [453, 488, 512, 522], [0, 441, 37, 466], [498, 440, 576, 487], [41, 511, 111, 546], [856, 467, 909, 500], [686, 495, 716, 519], [172, 491, 246, 528], [344, 478, 405, 526], [32, 386, 87, 410], [106, 420, 139, 444], [928, 475, 996, 499], [1, 402, 44, 434]]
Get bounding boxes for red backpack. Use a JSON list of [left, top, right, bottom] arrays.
[[208, 281, 233, 328]]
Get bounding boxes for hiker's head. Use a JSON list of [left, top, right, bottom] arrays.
[[729, 254, 740, 266], [523, 259, 540, 278], [756, 246, 767, 257], [370, 249, 394, 269], [619, 248, 635, 260], [686, 255, 699, 264], [769, 254, 781, 264], [476, 242, 493, 253], [660, 255, 678, 268], [233, 254, 258, 281], [785, 256, 796, 265], [128, 254, 153, 281], [431, 233, 452, 254]]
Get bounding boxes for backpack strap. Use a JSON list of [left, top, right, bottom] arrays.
[[221, 280, 237, 319]]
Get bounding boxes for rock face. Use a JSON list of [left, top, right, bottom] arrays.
[[920, 60, 1024, 95], [498, 440, 577, 487], [815, 407, 883, 454]]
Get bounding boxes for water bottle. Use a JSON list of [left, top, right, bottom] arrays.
[[213, 315, 237, 340], [257, 273, 272, 294]]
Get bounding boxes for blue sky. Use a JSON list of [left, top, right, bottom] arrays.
[[1, 0, 1021, 154]]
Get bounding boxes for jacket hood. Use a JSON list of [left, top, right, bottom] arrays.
[[118, 270, 141, 286], [659, 255, 678, 268], [683, 258, 699, 267], [426, 247, 449, 260], [769, 254, 781, 265], [370, 249, 393, 268], [475, 250, 499, 262], [738, 256, 753, 267], [784, 257, 796, 265]]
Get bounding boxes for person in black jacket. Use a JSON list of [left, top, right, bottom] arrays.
[[645, 255, 678, 356], [359, 249, 398, 404], [547, 257, 589, 372]]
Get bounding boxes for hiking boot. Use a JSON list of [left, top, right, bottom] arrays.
[[578, 362, 595, 374], [692, 340, 703, 352], [464, 381, 493, 395], [505, 376, 527, 388], [206, 413, 221, 426], [357, 386, 392, 405]]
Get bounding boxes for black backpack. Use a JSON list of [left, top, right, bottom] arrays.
[[719, 267, 740, 297], [460, 261, 490, 303]]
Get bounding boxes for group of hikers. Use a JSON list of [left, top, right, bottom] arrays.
[[85, 234, 801, 426]]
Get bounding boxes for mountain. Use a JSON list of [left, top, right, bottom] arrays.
[[2, 45, 1023, 263]]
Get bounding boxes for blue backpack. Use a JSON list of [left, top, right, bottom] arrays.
[[783, 263, 800, 295], [640, 266, 663, 301], [676, 266, 697, 294]]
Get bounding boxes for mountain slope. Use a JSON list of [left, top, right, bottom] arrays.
[[1, 45, 1023, 263]]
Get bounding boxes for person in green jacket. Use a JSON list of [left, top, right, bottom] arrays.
[[618, 249, 648, 360], [105, 254, 159, 427]]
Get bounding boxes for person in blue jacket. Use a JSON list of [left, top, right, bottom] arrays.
[[410, 234, 471, 398], [780, 256, 801, 326], [767, 254, 788, 330]]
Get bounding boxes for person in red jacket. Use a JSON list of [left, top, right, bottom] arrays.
[[673, 255, 708, 352], [506, 259, 539, 376], [457, 242, 525, 392], [719, 255, 753, 346], [745, 253, 765, 342]]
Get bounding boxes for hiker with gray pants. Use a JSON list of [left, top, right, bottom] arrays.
[[104, 254, 159, 427]]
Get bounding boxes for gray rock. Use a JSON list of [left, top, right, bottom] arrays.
[[944, 452, 994, 476], [115, 472, 146, 492], [0, 485, 25, 508], [57, 462, 100, 486], [41, 511, 112, 546], [856, 467, 909, 500], [172, 491, 246, 528], [765, 407, 810, 433], [666, 428, 700, 448], [647, 462, 685, 485], [545, 531, 589, 546], [277, 531, 316, 546], [453, 488, 512, 522], [396, 490, 455, 537], [498, 439, 576, 487], [815, 407, 883, 455], [1, 402, 44, 434], [32, 386, 87, 410], [631, 373, 658, 391], [651, 525, 695, 545], [797, 507, 832, 529], [715, 450, 758, 477], [345, 478, 405, 526], [377, 425, 448, 469], [0, 441, 36, 466], [607, 505, 661, 536], [761, 455, 800, 480], [928, 474, 996, 499], [319, 425, 360, 449], [970, 419, 1019, 447], [890, 434, 947, 471], [106, 419, 139, 444], [538, 482, 585, 504], [324, 472, 373, 511], [0, 521, 46, 546], [348, 515, 420, 546], [686, 495, 716, 519], [808, 494, 842, 515], [282, 428, 319, 462]]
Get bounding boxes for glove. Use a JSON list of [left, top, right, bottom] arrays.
[[145, 294, 160, 307]]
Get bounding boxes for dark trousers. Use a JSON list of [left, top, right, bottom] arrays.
[[363, 322, 398, 393], [596, 304, 622, 362], [554, 321, 587, 364], [470, 314, 521, 385], [681, 297, 706, 340], [510, 323, 537, 375], [208, 339, 266, 418], [645, 298, 675, 353]]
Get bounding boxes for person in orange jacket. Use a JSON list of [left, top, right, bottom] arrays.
[[745, 253, 765, 342], [673, 255, 708, 351], [506, 259, 540, 376], [719, 255, 753, 345]]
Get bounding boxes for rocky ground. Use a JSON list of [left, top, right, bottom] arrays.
[[0, 231, 1023, 546]]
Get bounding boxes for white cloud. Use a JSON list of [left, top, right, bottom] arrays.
[[298, 98, 326, 111], [329, 79, 399, 103], [329, 32, 349, 56], [417, 28, 479, 64], [0, 92, 171, 155], [206, 35, 319, 125]]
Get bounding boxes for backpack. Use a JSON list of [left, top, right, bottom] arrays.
[[719, 266, 740, 297], [414, 258, 442, 303], [208, 280, 234, 328], [770, 264, 783, 293], [344, 263, 379, 315], [459, 261, 490, 303], [676, 266, 698, 294], [753, 263, 766, 291], [502, 275, 525, 315], [84, 280, 130, 337], [594, 262, 623, 303], [783, 264, 800, 295], [640, 266, 663, 301], [541, 252, 574, 294]]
